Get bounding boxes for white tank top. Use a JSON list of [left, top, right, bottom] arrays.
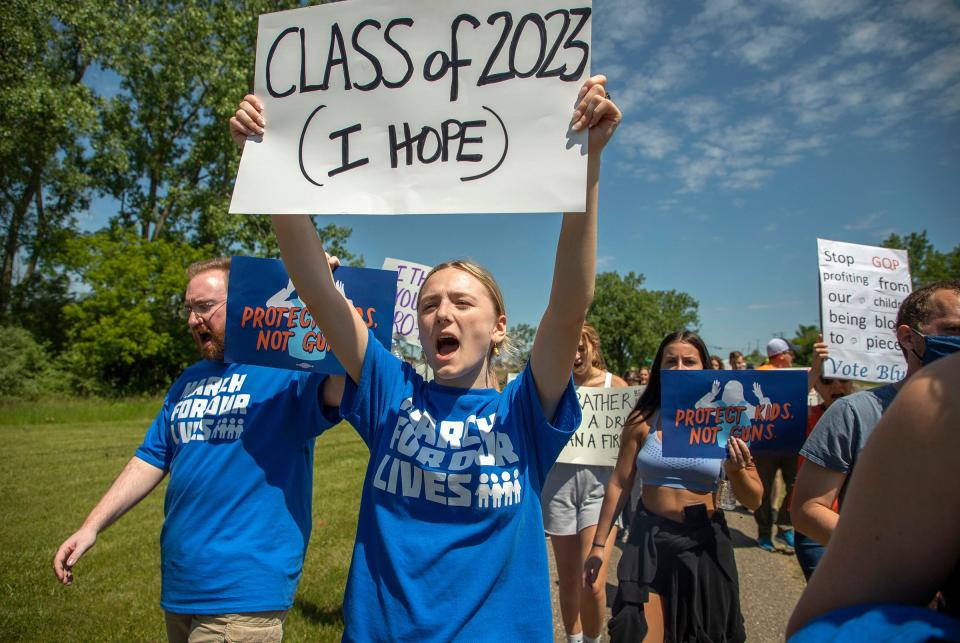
[[603, 371, 612, 387]]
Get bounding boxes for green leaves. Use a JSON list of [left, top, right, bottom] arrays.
[[60, 230, 211, 395], [881, 230, 959, 289], [588, 271, 700, 375]]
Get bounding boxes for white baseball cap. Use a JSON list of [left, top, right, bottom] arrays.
[[766, 337, 795, 357]]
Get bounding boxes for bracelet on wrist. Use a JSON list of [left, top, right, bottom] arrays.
[[591, 542, 606, 549]]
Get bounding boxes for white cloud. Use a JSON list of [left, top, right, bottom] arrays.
[[669, 96, 727, 133], [723, 168, 774, 189], [843, 211, 884, 231], [930, 81, 960, 117], [902, 0, 960, 32], [770, 0, 869, 22], [907, 44, 960, 92], [618, 121, 680, 159], [596, 255, 616, 269], [676, 154, 726, 192], [733, 26, 806, 69], [840, 20, 917, 57]]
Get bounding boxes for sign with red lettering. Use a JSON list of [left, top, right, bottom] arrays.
[[229, 0, 592, 215], [660, 370, 808, 459], [817, 238, 912, 384], [224, 256, 395, 373]]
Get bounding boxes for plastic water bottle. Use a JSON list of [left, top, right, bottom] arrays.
[[718, 479, 737, 511]]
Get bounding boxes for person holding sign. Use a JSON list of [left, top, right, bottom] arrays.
[[231, 77, 620, 641], [584, 331, 762, 643], [53, 257, 344, 643], [793, 280, 960, 548], [542, 323, 627, 643]]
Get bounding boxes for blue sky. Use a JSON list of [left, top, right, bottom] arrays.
[[82, 0, 960, 359]]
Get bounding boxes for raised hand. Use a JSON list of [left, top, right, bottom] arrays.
[[229, 94, 265, 148], [570, 75, 621, 155]]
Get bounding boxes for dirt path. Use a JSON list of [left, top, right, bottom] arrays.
[[547, 508, 807, 642]]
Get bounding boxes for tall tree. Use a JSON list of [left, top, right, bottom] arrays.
[[0, 0, 120, 317], [61, 230, 210, 395], [90, 1, 301, 250], [587, 272, 700, 375], [881, 230, 960, 289]]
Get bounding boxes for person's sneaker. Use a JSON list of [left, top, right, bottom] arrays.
[[757, 537, 776, 552], [776, 529, 795, 549]]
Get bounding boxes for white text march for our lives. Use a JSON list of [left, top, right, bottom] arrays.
[[817, 238, 911, 384], [230, 0, 592, 215], [660, 370, 808, 459], [224, 256, 395, 374]]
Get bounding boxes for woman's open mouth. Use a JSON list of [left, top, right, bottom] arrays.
[[436, 335, 460, 359]]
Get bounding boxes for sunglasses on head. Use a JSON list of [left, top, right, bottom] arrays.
[[819, 376, 838, 385]]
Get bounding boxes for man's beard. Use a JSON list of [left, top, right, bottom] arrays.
[[195, 326, 226, 361]]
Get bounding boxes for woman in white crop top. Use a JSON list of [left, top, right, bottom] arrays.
[[542, 323, 628, 643], [585, 330, 762, 642]]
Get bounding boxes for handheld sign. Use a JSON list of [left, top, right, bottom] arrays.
[[382, 257, 432, 348], [230, 0, 592, 215], [661, 370, 808, 459], [225, 256, 395, 374], [817, 238, 911, 383], [555, 386, 643, 466]]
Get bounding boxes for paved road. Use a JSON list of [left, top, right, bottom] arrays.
[[547, 508, 807, 642]]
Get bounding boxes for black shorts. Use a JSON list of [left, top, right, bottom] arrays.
[[609, 501, 746, 643]]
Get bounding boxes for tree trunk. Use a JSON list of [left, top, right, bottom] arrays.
[[0, 165, 41, 315]]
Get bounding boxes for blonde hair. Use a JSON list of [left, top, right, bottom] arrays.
[[581, 322, 606, 370], [421, 259, 518, 370]]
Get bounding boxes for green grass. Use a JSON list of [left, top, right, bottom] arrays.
[[0, 401, 366, 642]]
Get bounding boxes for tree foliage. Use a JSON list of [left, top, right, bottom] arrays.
[[587, 272, 700, 375], [504, 323, 537, 371], [787, 324, 821, 367], [0, 0, 120, 317], [881, 230, 960, 289], [1, 1, 359, 396], [61, 231, 211, 395]]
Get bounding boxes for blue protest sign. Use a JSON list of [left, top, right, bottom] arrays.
[[224, 256, 395, 374], [660, 370, 808, 459]]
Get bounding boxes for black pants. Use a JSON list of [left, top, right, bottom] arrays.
[[753, 454, 797, 539]]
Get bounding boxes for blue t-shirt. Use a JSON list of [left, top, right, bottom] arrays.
[[339, 330, 581, 642], [135, 360, 337, 614]]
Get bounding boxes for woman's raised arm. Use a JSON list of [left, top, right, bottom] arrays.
[[230, 96, 368, 382], [530, 75, 621, 419]]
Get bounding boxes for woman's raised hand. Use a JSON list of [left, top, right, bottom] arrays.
[[571, 74, 621, 155], [229, 94, 265, 148]]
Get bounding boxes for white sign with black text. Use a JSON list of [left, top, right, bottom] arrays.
[[817, 238, 911, 384], [230, 0, 593, 215], [555, 386, 643, 466]]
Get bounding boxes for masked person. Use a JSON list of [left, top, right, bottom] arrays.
[[793, 280, 960, 548]]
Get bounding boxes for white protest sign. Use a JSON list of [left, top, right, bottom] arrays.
[[230, 0, 592, 215], [556, 386, 643, 466], [382, 257, 432, 347], [817, 238, 912, 384]]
